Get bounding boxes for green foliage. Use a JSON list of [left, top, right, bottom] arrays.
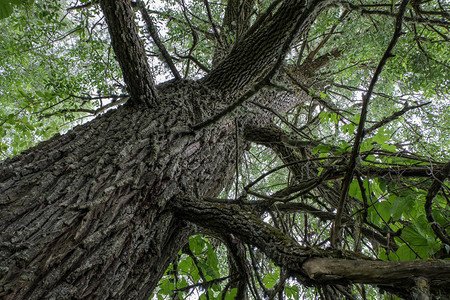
[[0, 0, 122, 158], [0, 0, 30, 19]]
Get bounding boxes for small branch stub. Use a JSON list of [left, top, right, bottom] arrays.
[[411, 277, 430, 300]]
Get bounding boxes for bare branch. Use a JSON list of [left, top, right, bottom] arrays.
[[175, 51, 211, 73], [338, 1, 450, 28], [364, 101, 431, 135], [170, 197, 450, 294], [136, 1, 181, 80], [202, 0, 223, 47], [425, 161, 450, 246], [332, 0, 410, 248]]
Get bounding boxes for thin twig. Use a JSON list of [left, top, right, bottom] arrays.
[[339, 1, 450, 27], [178, 0, 199, 78], [172, 275, 232, 293], [332, 0, 410, 248], [202, 0, 223, 47], [137, 1, 181, 80], [364, 101, 431, 135], [175, 51, 211, 73]]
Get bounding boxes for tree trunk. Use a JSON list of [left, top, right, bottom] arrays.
[[0, 80, 249, 299], [3, 0, 329, 296], [6, 0, 448, 299]]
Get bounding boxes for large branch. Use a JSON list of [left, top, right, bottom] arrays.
[[202, 0, 334, 95], [100, 0, 158, 107], [170, 197, 450, 295], [244, 125, 450, 181], [136, 1, 181, 80], [302, 258, 450, 293]]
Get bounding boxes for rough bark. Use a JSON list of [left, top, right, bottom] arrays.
[[203, 0, 333, 93], [302, 258, 450, 293], [1, 1, 328, 296], [100, 0, 158, 106], [2, 0, 448, 299], [0, 80, 242, 299]]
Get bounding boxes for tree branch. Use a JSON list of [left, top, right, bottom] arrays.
[[338, 1, 450, 27], [136, 1, 181, 80], [364, 101, 431, 135], [302, 258, 450, 294], [202, 0, 332, 94], [202, 0, 223, 47], [100, 0, 157, 107], [170, 197, 450, 294], [332, 0, 410, 247]]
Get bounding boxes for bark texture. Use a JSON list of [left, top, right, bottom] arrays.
[[203, 0, 333, 93], [100, 0, 158, 106], [0, 81, 243, 299]]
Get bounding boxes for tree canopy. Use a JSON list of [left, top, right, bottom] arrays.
[[1, 0, 449, 299]]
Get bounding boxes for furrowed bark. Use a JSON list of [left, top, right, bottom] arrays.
[[0, 81, 243, 299], [1, 0, 327, 297], [302, 258, 450, 295], [100, 0, 158, 106], [203, 0, 334, 94]]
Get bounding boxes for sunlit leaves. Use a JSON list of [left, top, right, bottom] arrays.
[[262, 267, 280, 289], [0, 0, 123, 158], [156, 235, 226, 299], [0, 0, 14, 19]]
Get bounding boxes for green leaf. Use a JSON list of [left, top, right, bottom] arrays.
[[0, 0, 13, 19], [263, 272, 279, 289], [35, 90, 45, 97], [348, 181, 360, 198], [198, 261, 217, 279], [400, 215, 441, 259], [373, 129, 389, 144], [352, 114, 361, 124], [7, 117, 16, 125], [189, 235, 204, 255], [380, 143, 397, 152], [224, 288, 237, 300], [395, 244, 417, 261], [389, 194, 414, 220], [372, 201, 392, 223], [159, 278, 175, 295], [178, 257, 193, 274], [432, 209, 448, 226], [206, 244, 219, 272], [312, 144, 331, 155]]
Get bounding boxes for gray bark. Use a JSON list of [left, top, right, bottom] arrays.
[[0, 80, 241, 299]]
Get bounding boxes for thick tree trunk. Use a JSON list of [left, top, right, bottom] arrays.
[[0, 80, 245, 299], [2, 0, 330, 296]]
